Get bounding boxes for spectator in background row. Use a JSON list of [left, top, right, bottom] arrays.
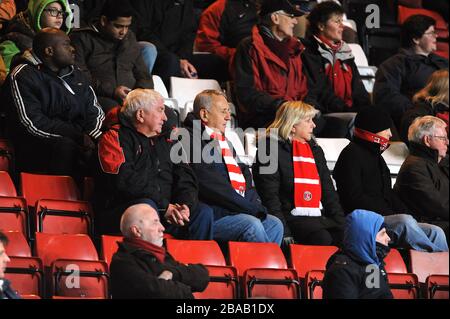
[[333, 106, 448, 252], [374, 14, 448, 130], [0, 231, 20, 299], [394, 116, 449, 239], [71, 0, 154, 113], [2, 28, 104, 178], [0, 0, 72, 74], [110, 203, 209, 299], [322, 210, 393, 299], [253, 101, 345, 247], [0, 0, 16, 31], [401, 69, 449, 143]]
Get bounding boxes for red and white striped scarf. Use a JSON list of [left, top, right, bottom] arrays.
[[206, 126, 246, 197], [291, 140, 322, 216]]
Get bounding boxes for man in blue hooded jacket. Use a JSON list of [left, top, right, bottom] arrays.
[[322, 209, 394, 299]]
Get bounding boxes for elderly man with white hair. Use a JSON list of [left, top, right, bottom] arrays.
[[110, 203, 209, 299], [94, 88, 214, 240], [394, 116, 449, 239]]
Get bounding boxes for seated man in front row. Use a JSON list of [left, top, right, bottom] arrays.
[[110, 203, 209, 299], [94, 88, 214, 240], [183, 90, 283, 245]]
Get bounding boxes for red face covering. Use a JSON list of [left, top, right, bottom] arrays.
[[354, 128, 390, 152]]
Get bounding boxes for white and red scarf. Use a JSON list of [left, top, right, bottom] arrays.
[[206, 126, 246, 197], [291, 140, 322, 216], [354, 128, 390, 152]]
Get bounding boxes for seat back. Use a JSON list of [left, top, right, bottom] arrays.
[[153, 75, 169, 98], [194, 265, 239, 299], [20, 173, 80, 208], [426, 274, 449, 299], [348, 43, 369, 66], [398, 5, 448, 38], [289, 244, 339, 278], [384, 248, 408, 273], [243, 268, 300, 299], [305, 270, 326, 299], [101, 235, 123, 267], [388, 273, 420, 299], [0, 196, 28, 234], [381, 142, 409, 175], [0, 170, 16, 196], [3, 231, 31, 257], [315, 138, 350, 172], [5, 256, 44, 298], [410, 250, 449, 283], [51, 259, 109, 299], [228, 242, 287, 276], [34, 199, 93, 235], [166, 239, 226, 266]]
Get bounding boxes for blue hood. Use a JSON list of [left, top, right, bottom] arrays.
[[343, 209, 384, 266]]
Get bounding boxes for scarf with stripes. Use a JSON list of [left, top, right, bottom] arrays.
[[291, 140, 322, 216], [206, 126, 246, 197]]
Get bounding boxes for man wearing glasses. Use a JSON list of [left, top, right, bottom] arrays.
[[0, 0, 71, 74], [394, 116, 449, 241]]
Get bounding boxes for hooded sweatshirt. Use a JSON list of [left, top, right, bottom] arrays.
[[0, 0, 71, 73]]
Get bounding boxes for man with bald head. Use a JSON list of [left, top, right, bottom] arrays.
[[2, 27, 104, 177], [110, 203, 209, 299]]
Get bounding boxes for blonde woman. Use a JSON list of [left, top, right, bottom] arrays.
[[401, 69, 449, 143], [253, 101, 345, 246]]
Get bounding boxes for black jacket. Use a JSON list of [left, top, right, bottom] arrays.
[[333, 137, 410, 216], [95, 113, 198, 234], [183, 113, 267, 221], [110, 242, 209, 299], [373, 49, 448, 127], [394, 142, 449, 222], [3, 61, 104, 144], [253, 136, 345, 237], [322, 251, 393, 299], [131, 0, 197, 59], [70, 23, 153, 100]]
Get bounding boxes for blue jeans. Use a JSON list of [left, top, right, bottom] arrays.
[[138, 41, 158, 74], [384, 214, 448, 252], [213, 214, 283, 246]]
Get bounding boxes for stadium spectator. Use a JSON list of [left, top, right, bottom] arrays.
[[194, 0, 258, 64], [394, 116, 449, 238], [253, 101, 345, 246], [374, 14, 449, 129], [0, 231, 20, 299], [71, 0, 154, 112], [0, 0, 72, 74], [130, 0, 228, 88], [110, 203, 209, 299], [322, 210, 393, 299], [0, 0, 16, 31], [400, 69, 449, 143], [2, 28, 104, 177], [95, 89, 214, 240], [183, 89, 283, 245], [333, 106, 448, 252]]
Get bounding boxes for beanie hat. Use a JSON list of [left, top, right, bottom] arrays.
[[355, 106, 393, 134]]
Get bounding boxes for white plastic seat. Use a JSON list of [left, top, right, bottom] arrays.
[[382, 141, 409, 175], [152, 75, 179, 111], [348, 43, 377, 93], [316, 138, 351, 172]]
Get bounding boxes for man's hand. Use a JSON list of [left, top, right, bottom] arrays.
[[113, 86, 132, 101], [158, 270, 173, 281], [179, 59, 198, 79], [165, 204, 190, 226]]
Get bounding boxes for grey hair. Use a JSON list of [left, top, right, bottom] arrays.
[[121, 89, 164, 122], [408, 115, 447, 144], [193, 89, 227, 116]]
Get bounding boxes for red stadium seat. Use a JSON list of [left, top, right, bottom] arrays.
[[410, 250, 449, 283], [4, 231, 31, 257], [397, 5, 449, 38], [166, 239, 226, 266], [194, 265, 239, 299], [0, 170, 16, 196], [388, 273, 420, 299], [305, 270, 326, 299], [101, 235, 123, 267], [384, 248, 408, 273], [426, 274, 449, 299], [243, 268, 300, 299], [5, 256, 44, 298], [0, 196, 28, 234], [34, 199, 93, 235]]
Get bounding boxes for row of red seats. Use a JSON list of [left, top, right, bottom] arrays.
[[4, 232, 448, 299]]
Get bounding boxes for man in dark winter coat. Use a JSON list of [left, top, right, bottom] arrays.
[[71, 1, 153, 112], [394, 116, 449, 238], [322, 209, 393, 299], [182, 90, 283, 245], [2, 28, 104, 177], [110, 203, 209, 299], [95, 88, 214, 240], [333, 106, 448, 252], [0, 231, 21, 299]]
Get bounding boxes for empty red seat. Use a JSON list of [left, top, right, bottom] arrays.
[[305, 270, 326, 299], [384, 248, 408, 273], [101, 235, 123, 267], [426, 274, 449, 299], [5, 256, 44, 298], [410, 250, 449, 283], [3, 231, 31, 257], [0, 170, 16, 196], [166, 239, 226, 266], [0, 196, 28, 234], [388, 273, 420, 299]]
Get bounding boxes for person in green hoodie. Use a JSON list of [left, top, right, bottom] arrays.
[[0, 0, 72, 74]]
